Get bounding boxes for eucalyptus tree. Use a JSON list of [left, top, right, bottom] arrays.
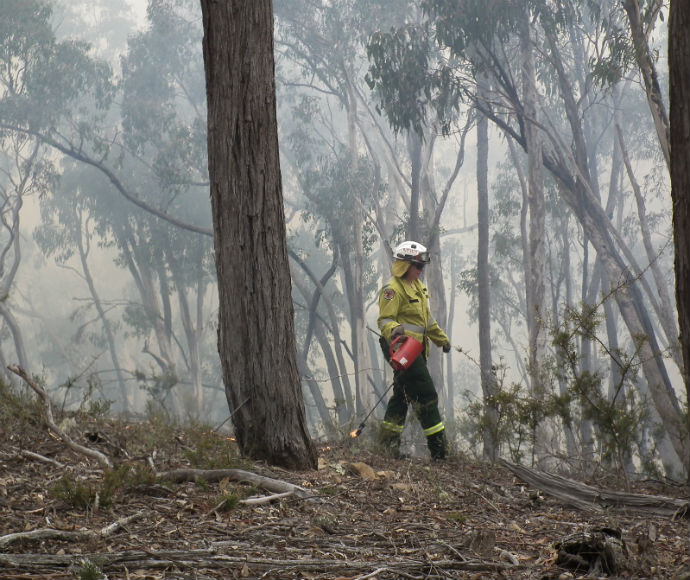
[[0, 0, 224, 419], [275, 0, 398, 416], [367, 0, 685, 471], [622, 0, 669, 170], [200, 0, 317, 469], [669, 0, 690, 479], [289, 234, 351, 432], [276, 0, 470, 419], [117, 0, 216, 415], [0, 0, 113, 382], [0, 138, 43, 381], [54, 0, 141, 63], [33, 161, 132, 410], [22, 0, 218, 417]]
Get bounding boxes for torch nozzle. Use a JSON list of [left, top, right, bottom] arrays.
[[350, 424, 364, 438]]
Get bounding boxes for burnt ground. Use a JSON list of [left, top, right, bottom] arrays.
[[0, 408, 689, 580]]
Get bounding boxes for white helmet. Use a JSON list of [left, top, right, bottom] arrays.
[[393, 240, 430, 264]]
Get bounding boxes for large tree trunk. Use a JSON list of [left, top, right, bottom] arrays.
[[200, 0, 316, 469], [669, 0, 690, 480]]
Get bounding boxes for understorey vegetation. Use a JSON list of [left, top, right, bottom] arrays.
[[1, 381, 688, 579]]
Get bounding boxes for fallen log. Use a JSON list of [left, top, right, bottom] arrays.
[[499, 458, 690, 519], [156, 467, 315, 499]]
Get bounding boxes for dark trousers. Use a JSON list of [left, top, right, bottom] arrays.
[[380, 355, 447, 459]]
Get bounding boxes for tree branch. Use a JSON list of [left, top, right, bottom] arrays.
[[7, 365, 113, 468]]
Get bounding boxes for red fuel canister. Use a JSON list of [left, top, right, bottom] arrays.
[[389, 335, 424, 371]]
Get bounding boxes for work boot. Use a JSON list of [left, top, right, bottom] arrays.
[[427, 431, 448, 461], [377, 431, 402, 459]]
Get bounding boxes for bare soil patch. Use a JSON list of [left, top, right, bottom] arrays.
[[1, 412, 689, 580]]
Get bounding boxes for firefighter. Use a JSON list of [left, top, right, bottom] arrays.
[[377, 240, 451, 460]]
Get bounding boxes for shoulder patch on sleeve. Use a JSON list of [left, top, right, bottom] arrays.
[[383, 288, 396, 301]]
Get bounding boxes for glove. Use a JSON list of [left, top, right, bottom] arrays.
[[442, 343, 451, 353], [391, 325, 405, 340]]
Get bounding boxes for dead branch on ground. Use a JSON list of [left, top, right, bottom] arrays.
[[500, 458, 690, 519], [0, 510, 146, 549], [157, 467, 315, 498], [8, 365, 113, 468], [0, 548, 512, 576], [6, 366, 316, 503]]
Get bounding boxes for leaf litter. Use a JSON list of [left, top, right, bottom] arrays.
[[0, 415, 689, 580]]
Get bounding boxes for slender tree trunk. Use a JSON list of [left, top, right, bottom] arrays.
[[474, 78, 497, 460], [0, 303, 28, 372], [119, 233, 181, 416], [421, 123, 467, 399], [289, 250, 355, 416], [76, 212, 129, 413], [407, 130, 422, 241], [623, 0, 670, 169], [602, 128, 630, 470], [291, 275, 339, 432], [669, 0, 690, 480], [317, 324, 350, 426], [171, 264, 205, 418], [445, 252, 458, 421], [536, 30, 687, 470], [521, 12, 549, 464], [617, 123, 682, 370], [345, 84, 373, 415], [554, 213, 578, 459], [200, 0, 316, 469]]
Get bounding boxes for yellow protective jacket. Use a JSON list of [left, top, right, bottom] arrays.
[[377, 276, 449, 357]]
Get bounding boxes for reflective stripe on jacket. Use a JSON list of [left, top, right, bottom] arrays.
[[377, 276, 449, 357]]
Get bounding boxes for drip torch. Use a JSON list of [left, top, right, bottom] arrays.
[[350, 380, 396, 438]]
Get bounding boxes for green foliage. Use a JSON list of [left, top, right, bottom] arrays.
[[445, 511, 467, 524], [51, 475, 103, 510], [137, 369, 180, 413], [140, 401, 177, 444], [319, 484, 339, 496], [460, 380, 537, 464], [51, 463, 158, 510], [459, 301, 658, 475], [181, 424, 245, 470], [213, 493, 240, 512], [102, 463, 158, 494], [75, 558, 106, 580], [0, 377, 43, 428], [0, 0, 114, 131], [365, 19, 467, 136], [366, 23, 434, 134], [424, 0, 522, 49], [551, 303, 651, 472], [296, 152, 381, 304], [56, 373, 112, 418]]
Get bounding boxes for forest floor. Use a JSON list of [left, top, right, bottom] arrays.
[[1, 402, 689, 580]]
